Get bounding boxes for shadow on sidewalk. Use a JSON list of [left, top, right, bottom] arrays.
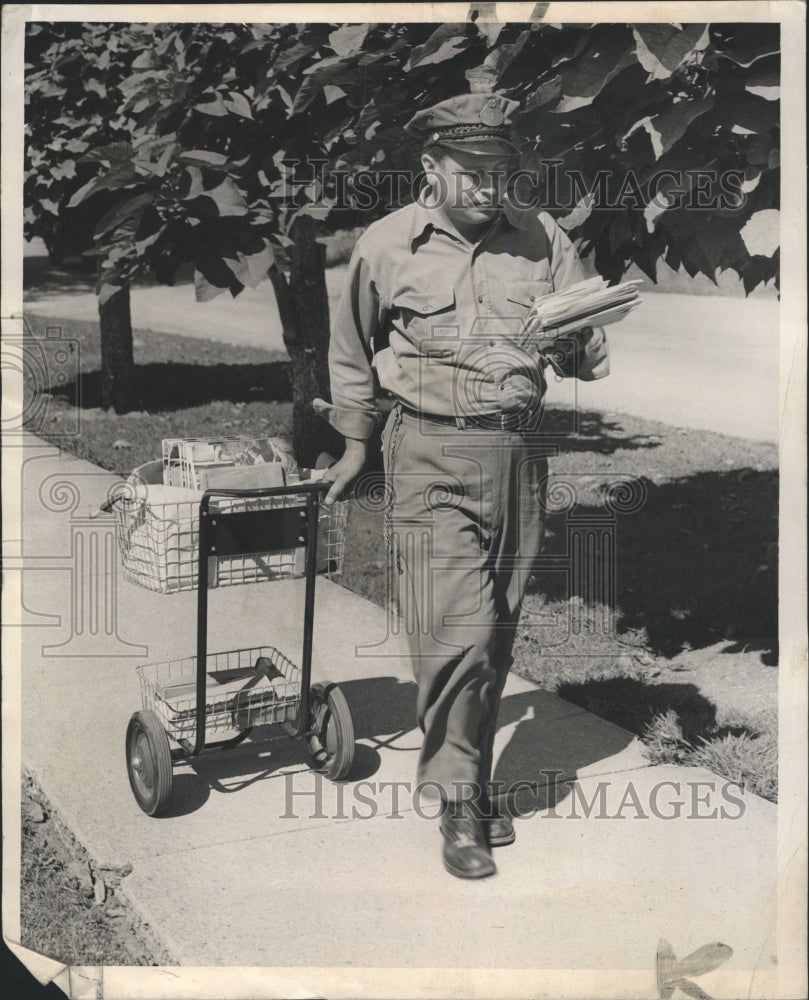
[[153, 677, 648, 819], [153, 676, 419, 818]]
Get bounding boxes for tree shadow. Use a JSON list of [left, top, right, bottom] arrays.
[[52, 360, 292, 410], [722, 637, 778, 667], [555, 677, 727, 744], [534, 406, 667, 455], [527, 469, 778, 661]]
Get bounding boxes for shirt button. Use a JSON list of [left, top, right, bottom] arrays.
[[530, 295, 536, 301], [489, 339, 496, 346], [477, 295, 484, 303]]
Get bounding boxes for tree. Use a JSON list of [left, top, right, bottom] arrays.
[[25, 18, 780, 454], [24, 22, 171, 412]]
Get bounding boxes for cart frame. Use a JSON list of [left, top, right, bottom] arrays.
[[126, 479, 354, 815], [189, 481, 324, 757]]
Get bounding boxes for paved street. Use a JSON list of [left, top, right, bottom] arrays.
[[22, 242, 780, 443]]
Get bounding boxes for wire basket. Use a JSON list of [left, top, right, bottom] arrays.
[[138, 646, 301, 739], [114, 489, 347, 594]]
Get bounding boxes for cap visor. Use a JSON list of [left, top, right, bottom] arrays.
[[433, 137, 522, 156]]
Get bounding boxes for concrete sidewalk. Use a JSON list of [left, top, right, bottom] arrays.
[[23, 264, 779, 443], [11, 436, 777, 992]]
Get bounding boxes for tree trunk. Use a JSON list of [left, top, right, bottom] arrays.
[[98, 284, 139, 412], [270, 216, 341, 467]]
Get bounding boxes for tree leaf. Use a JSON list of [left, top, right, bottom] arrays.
[[98, 282, 123, 306], [67, 177, 101, 208], [189, 177, 249, 217], [745, 54, 779, 89], [465, 65, 498, 92], [557, 29, 636, 108], [634, 24, 710, 80], [328, 24, 370, 57], [740, 253, 778, 294], [79, 141, 134, 164], [648, 97, 714, 158], [715, 93, 779, 133], [523, 76, 562, 112], [51, 159, 77, 181], [745, 133, 775, 166], [224, 91, 253, 119], [85, 78, 107, 99], [194, 92, 228, 117], [272, 40, 316, 74], [193, 251, 244, 295], [194, 270, 227, 302], [740, 209, 779, 257], [95, 192, 154, 237], [405, 24, 470, 70], [717, 42, 780, 69], [182, 166, 206, 200], [178, 150, 231, 168], [292, 55, 361, 115], [481, 30, 531, 82], [223, 241, 275, 289]]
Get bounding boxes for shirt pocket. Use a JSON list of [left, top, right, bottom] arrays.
[[392, 288, 457, 358], [504, 279, 553, 318]]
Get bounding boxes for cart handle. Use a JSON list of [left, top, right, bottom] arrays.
[[92, 476, 335, 517]]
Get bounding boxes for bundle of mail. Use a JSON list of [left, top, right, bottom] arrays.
[[523, 277, 642, 345]]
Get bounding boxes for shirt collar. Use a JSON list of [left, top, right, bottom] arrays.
[[408, 196, 528, 251]]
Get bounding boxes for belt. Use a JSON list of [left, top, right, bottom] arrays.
[[398, 403, 540, 432]]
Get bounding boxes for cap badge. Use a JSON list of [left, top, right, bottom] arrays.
[[479, 99, 505, 127]]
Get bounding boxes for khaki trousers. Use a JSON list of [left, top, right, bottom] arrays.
[[382, 405, 548, 803]]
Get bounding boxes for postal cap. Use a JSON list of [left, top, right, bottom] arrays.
[[405, 94, 522, 156]]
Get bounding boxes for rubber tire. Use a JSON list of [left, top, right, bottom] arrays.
[[126, 710, 173, 816], [306, 683, 355, 781]]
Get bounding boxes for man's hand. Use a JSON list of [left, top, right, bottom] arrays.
[[320, 438, 367, 505], [572, 325, 606, 360], [546, 326, 606, 376]]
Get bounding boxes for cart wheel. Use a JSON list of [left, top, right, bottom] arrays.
[[306, 683, 354, 781], [126, 710, 173, 816]]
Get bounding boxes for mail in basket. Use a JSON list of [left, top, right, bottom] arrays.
[[112, 456, 346, 594]]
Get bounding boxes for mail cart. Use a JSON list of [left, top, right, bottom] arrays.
[[117, 480, 354, 816]]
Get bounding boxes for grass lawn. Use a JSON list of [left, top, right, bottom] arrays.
[[22, 311, 778, 803], [21, 774, 168, 965]]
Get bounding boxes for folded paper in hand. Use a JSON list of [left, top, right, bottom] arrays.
[[524, 277, 642, 344]]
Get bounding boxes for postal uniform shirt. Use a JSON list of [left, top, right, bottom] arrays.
[[315, 199, 609, 440]]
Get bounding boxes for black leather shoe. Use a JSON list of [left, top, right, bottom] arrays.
[[486, 810, 515, 847], [440, 801, 497, 879]]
